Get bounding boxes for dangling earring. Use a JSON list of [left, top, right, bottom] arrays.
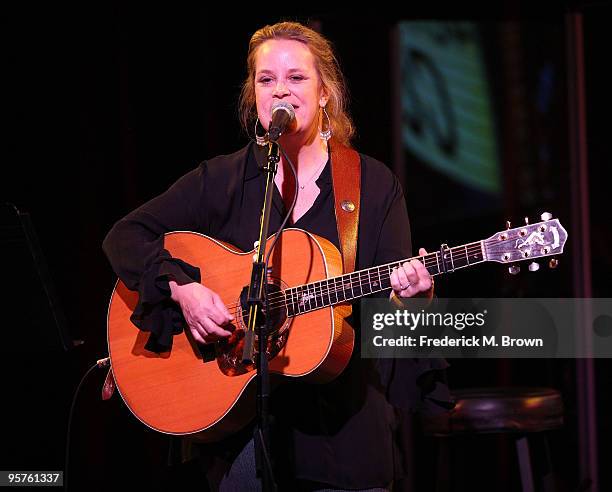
[[254, 118, 268, 146], [319, 106, 332, 141]]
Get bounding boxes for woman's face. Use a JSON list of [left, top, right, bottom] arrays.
[[254, 39, 328, 140]]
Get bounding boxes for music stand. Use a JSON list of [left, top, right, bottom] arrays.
[[1, 202, 75, 352]]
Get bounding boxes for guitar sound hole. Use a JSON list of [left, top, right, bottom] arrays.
[[238, 283, 287, 335], [217, 280, 291, 376]]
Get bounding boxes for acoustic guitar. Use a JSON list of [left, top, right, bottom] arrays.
[[107, 214, 567, 442]]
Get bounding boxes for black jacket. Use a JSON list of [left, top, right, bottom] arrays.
[[103, 142, 450, 488]]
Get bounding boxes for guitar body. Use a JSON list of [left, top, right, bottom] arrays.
[[107, 229, 354, 442]]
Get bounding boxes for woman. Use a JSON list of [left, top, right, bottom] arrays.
[[104, 21, 450, 491]]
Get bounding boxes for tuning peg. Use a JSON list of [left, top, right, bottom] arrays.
[[549, 258, 559, 269], [508, 265, 520, 275], [541, 212, 552, 221], [528, 262, 540, 272], [506, 220, 511, 229], [524, 217, 529, 225]]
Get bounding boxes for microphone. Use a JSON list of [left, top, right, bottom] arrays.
[[268, 101, 295, 141]]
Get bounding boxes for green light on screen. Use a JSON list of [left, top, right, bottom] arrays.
[[399, 21, 501, 194]]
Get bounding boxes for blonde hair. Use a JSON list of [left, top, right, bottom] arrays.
[[238, 21, 355, 146]]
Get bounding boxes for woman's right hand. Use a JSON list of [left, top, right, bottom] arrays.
[[169, 281, 234, 344]]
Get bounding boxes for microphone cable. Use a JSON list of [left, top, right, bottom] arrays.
[[263, 142, 298, 269]]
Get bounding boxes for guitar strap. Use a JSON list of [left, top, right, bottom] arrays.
[[329, 138, 361, 274]]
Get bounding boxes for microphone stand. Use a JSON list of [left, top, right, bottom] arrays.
[[242, 141, 279, 492]]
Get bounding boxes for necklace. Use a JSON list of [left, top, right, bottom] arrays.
[[298, 159, 328, 190]]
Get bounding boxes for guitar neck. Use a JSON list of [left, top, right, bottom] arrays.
[[285, 240, 485, 316]]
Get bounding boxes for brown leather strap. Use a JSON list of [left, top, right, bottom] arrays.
[[330, 138, 361, 274]]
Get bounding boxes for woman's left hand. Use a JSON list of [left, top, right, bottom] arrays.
[[390, 248, 433, 298]]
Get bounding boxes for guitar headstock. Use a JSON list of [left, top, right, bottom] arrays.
[[484, 212, 567, 270]]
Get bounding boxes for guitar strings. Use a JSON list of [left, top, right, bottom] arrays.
[[225, 243, 484, 314], [221, 243, 485, 317], [216, 230, 552, 323], [226, 264, 437, 322]]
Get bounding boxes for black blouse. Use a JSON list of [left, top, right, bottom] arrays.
[[103, 142, 451, 488]]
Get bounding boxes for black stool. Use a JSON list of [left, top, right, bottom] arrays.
[[422, 387, 564, 492]]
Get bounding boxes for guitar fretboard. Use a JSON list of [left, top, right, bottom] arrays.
[[283, 241, 485, 316]]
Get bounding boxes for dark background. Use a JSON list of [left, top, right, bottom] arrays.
[[3, 2, 611, 491]]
